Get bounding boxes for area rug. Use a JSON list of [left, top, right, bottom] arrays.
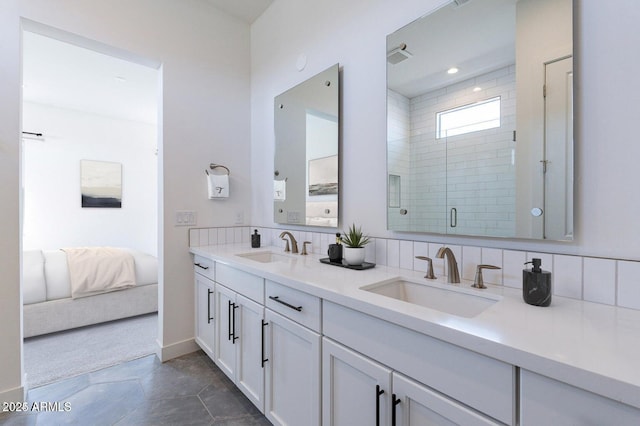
[[24, 313, 157, 388]]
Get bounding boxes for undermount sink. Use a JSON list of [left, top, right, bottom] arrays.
[[236, 251, 293, 263], [361, 278, 501, 318]]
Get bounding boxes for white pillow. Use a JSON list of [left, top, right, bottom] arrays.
[[23, 250, 47, 304], [43, 249, 72, 300]]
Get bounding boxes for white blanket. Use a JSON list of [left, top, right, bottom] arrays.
[[62, 247, 136, 299]]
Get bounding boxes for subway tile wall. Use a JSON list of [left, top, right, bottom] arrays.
[[189, 226, 640, 312], [387, 65, 517, 236]]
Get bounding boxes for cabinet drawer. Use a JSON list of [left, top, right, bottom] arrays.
[[216, 263, 263, 303], [266, 280, 321, 332], [323, 301, 514, 424], [193, 255, 215, 281]]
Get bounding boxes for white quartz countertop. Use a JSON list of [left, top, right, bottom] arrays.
[[191, 244, 640, 409]]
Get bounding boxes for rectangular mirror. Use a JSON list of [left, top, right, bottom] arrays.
[[274, 64, 339, 227], [387, 0, 573, 240]]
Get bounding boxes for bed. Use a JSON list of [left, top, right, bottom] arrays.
[[23, 247, 158, 338]]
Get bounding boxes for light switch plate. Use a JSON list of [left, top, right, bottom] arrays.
[[175, 210, 197, 226]]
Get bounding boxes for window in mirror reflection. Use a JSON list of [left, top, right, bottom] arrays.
[[436, 96, 501, 139]]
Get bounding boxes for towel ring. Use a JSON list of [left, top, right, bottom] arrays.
[[209, 163, 230, 175]]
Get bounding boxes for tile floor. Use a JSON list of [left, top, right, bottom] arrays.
[[0, 351, 271, 425]]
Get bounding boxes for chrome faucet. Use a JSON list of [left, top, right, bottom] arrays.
[[436, 247, 460, 284], [279, 231, 299, 254]]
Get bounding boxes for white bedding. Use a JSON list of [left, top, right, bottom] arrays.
[[62, 247, 136, 299]]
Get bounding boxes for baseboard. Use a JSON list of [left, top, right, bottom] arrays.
[[0, 385, 25, 404], [155, 337, 199, 362]]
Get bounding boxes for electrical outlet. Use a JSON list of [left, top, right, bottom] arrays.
[[235, 211, 244, 225], [175, 210, 197, 226]]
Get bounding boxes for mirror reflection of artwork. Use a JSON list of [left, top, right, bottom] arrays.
[[274, 63, 340, 227], [308, 155, 338, 196], [80, 160, 122, 208]]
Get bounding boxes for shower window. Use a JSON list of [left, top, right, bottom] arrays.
[[436, 96, 501, 139]]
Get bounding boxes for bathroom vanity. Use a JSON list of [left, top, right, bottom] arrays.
[[192, 244, 640, 425]]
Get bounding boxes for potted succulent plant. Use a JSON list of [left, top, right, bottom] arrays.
[[340, 223, 371, 265]]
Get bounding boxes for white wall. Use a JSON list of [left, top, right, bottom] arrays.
[[0, 0, 251, 401], [22, 102, 158, 255], [251, 0, 640, 260]]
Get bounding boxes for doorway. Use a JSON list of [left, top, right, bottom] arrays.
[[21, 27, 161, 387]]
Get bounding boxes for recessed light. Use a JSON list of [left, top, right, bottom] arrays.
[[447, 67, 459, 74], [473, 87, 482, 92]]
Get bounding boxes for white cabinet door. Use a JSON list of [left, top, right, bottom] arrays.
[[195, 274, 215, 359], [520, 369, 640, 426], [265, 309, 321, 426], [215, 283, 237, 379], [392, 373, 499, 426], [322, 337, 392, 426], [236, 293, 265, 411]]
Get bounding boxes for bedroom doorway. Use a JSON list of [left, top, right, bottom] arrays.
[[21, 26, 161, 388]]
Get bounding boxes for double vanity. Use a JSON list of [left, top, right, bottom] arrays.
[[191, 243, 640, 425]]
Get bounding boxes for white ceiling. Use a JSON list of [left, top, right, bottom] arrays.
[[22, 31, 160, 125], [21, 1, 273, 126], [387, 0, 516, 98], [205, 0, 273, 23]]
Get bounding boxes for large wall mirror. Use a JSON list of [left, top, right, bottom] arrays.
[[274, 64, 339, 227], [387, 0, 573, 240]]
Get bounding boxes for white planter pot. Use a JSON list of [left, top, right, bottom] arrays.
[[343, 247, 365, 266]]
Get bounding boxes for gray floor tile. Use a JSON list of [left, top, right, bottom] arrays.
[[35, 380, 145, 425], [1, 351, 271, 425], [27, 373, 90, 403], [89, 354, 160, 384], [115, 395, 213, 426]]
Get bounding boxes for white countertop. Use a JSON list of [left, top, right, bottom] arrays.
[[191, 243, 640, 409]]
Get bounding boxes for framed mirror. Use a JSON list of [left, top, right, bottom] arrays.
[[274, 64, 339, 227], [387, 0, 573, 240]]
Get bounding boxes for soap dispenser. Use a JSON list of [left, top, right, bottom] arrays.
[[522, 258, 552, 307], [251, 229, 261, 248]]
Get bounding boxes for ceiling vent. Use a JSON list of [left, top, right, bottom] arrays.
[[387, 43, 412, 65]]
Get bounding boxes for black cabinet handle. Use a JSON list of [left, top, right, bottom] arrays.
[[232, 303, 239, 343], [227, 300, 233, 341], [194, 262, 209, 270], [207, 289, 213, 324], [268, 295, 302, 312], [261, 320, 269, 368], [391, 394, 401, 426], [376, 385, 385, 426]]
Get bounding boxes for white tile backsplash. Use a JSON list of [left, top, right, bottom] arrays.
[[375, 238, 387, 266], [188, 226, 640, 312], [583, 257, 616, 306], [503, 250, 526, 289], [462, 246, 481, 282], [481, 248, 503, 285], [387, 239, 400, 268], [553, 255, 583, 299], [618, 261, 640, 310], [399, 240, 414, 270]]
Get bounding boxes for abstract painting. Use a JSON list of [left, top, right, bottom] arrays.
[[80, 160, 122, 208]]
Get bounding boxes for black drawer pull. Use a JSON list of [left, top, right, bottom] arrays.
[[268, 295, 303, 312], [392, 394, 401, 426], [207, 289, 213, 323], [261, 320, 269, 368], [194, 263, 209, 270], [376, 385, 385, 426]]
